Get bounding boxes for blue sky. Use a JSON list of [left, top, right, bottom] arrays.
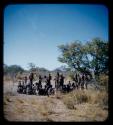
[[4, 4, 108, 71]]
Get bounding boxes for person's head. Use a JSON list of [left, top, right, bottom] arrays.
[[44, 75, 46, 78], [25, 76, 27, 79]]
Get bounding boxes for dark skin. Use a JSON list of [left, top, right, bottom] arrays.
[[39, 75, 42, 85], [48, 74, 52, 86], [29, 73, 34, 85], [55, 72, 60, 89], [59, 74, 65, 87], [49, 74, 52, 81]]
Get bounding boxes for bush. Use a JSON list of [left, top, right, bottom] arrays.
[[98, 74, 108, 91], [99, 74, 108, 86], [68, 71, 75, 80], [76, 92, 90, 104], [62, 89, 108, 110]]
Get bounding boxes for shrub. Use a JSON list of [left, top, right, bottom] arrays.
[[98, 74, 108, 92], [62, 89, 108, 110], [99, 74, 108, 86]]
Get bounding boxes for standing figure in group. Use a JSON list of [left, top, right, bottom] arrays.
[[24, 76, 27, 84], [48, 73, 52, 85], [29, 72, 34, 85], [59, 74, 65, 90], [56, 72, 60, 90], [39, 75, 42, 86]]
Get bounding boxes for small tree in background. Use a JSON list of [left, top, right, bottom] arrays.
[[27, 63, 36, 72]]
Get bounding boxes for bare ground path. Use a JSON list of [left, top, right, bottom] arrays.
[[3, 81, 108, 121], [4, 94, 72, 121], [4, 94, 108, 121]]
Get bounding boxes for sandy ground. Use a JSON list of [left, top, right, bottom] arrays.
[[3, 81, 108, 122]]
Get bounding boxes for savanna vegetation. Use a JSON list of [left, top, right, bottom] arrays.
[[3, 37, 109, 121]]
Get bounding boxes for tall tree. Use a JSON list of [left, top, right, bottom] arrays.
[[85, 38, 109, 76], [58, 41, 90, 73], [58, 38, 109, 77]]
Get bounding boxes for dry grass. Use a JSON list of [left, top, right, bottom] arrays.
[[60, 89, 108, 121], [4, 76, 11, 82], [99, 74, 108, 86], [3, 75, 108, 122], [62, 89, 108, 109], [4, 89, 108, 121]]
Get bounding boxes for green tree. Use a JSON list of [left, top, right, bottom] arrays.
[[4, 64, 24, 76], [58, 41, 89, 72], [85, 38, 108, 76], [27, 63, 36, 72], [58, 38, 108, 78]]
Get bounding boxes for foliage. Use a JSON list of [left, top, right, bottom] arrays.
[[58, 38, 108, 79], [85, 38, 109, 76], [27, 63, 36, 72], [58, 41, 85, 71], [4, 64, 24, 76]]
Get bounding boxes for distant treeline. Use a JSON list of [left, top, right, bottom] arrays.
[[4, 37, 109, 82], [3, 64, 68, 78]]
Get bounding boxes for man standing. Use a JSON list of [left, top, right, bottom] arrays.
[[24, 76, 27, 84], [46, 74, 52, 92], [39, 75, 42, 86], [29, 72, 34, 85], [59, 74, 65, 90], [48, 73, 52, 85], [57, 72, 60, 89]]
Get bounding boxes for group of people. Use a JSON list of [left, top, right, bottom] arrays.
[[73, 72, 91, 90], [17, 73, 52, 95], [54, 72, 65, 90], [17, 71, 91, 95]]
